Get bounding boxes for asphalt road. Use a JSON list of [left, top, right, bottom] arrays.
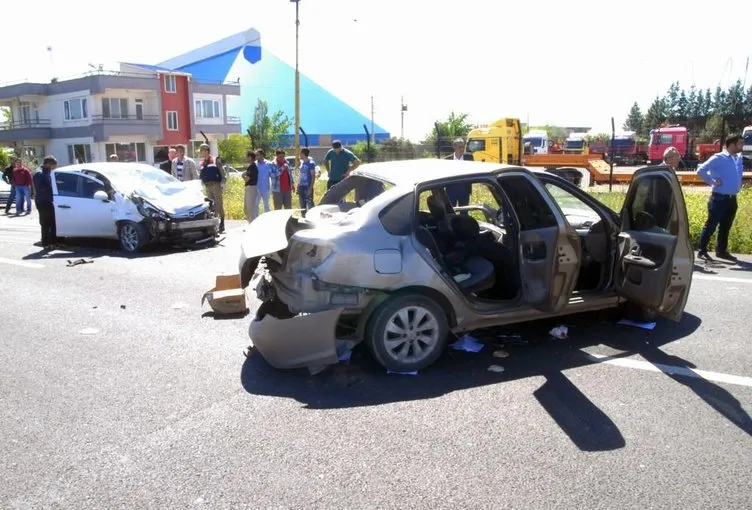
[[1, 211, 751, 509]]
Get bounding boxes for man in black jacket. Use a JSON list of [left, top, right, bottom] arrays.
[[159, 147, 177, 174], [3, 157, 17, 214], [444, 137, 474, 211], [32, 155, 59, 250]]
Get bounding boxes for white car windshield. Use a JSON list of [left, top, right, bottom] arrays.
[[101, 164, 190, 199]]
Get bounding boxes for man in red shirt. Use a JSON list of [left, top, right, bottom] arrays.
[[11, 159, 33, 215], [271, 149, 293, 209]]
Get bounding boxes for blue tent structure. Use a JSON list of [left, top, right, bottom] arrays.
[[156, 28, 390, 146]]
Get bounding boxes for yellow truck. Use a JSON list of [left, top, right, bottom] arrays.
[[465, 118, 523, 165]]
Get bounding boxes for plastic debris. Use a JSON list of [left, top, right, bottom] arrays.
[[387, 369, 418, 376], [497, 334, 527, 346], [493, 349, 510, 359], [549, 325, 568, 340], [487, 364, 505, 373], [66, 258, 94, 267], [450, 334, 485, 353], [617, 319, 657, 330], [338, 350, 352, 363], [120, 304, 126, 310]]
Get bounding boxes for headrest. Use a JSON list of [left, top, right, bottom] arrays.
[[450, 214, 480, 241], [427, 195, 448, 219]]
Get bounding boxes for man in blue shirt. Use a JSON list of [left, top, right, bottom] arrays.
[[696, 134, 744, 262], [254, 149, 272, 214], [297, 148, 317, 211], [323, 140, 360, 190], [32, 155, 59, 250]]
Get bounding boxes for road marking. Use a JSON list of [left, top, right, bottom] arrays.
[[0, 257, 44, 268], [587, 353, 752, 388], [693, 274, 752, 284]]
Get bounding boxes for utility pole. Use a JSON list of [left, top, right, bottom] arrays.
[[400, 96, 407, 139], [370, 96, 375, 144], [291, 0, 301, 170]]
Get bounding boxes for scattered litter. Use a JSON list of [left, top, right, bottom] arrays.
[[549, 325, 569, 340], [338, 350, 352, 363], [487, 364, 505, 373], [497, 334, 527, 346], [453, 273, 471, 283], [172, 302, 189, 309], [450, 334, 484, 353], [66, 258, 93, 267], [92, 306, 98, 309], [617, 319, 657, 330], [493, 349, 510, 359], [387, 369, 418, 376], [201, 274, 246, 315], [120, 304, 126, 310], [79, 328, 99, 335]]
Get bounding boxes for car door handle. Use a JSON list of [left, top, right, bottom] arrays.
[[57, 205, 71, 209], [523, 241, 547, 260]]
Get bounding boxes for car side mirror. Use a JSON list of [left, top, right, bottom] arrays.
[[93, 190, 109, 202]]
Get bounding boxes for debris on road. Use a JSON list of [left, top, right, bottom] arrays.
[[497, 334, 527, 346], [487, 364, 505, 373], [387, 369, 419, 376], [201, 274, 247, 316], [450, 334, 485, 353], [549, 325, 569, 340], [617, 319, 657, 330], [66, 258, 94, 267], [120, 305, 126, 310], [493, 349, 510, 359]]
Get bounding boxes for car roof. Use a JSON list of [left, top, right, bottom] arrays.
[[352, 158, 533, 187], [54, 162, 159, 175]]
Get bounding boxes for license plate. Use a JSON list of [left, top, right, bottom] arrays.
[[173, 218, 219, 230]]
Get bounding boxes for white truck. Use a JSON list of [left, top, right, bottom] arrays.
[[523, 129, 549, 154]]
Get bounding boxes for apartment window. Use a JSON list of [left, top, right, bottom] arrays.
[[64, 98, 88, 121], [195, 99, 221, 119], [105, 142, 147, 163], [102, 98, 128, 119], [167, 111, 179, 131], [19, 102, 39, 125], [165, 75, 176, 93], [67, 144, 92, 164]]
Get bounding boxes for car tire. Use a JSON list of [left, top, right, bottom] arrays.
[[366, 293, 449, 372], [118, 221, 149, 252], [623, 301, 658, 323]]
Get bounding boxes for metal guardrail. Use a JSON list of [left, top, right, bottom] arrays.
[[226, 116, 241, 124], [90, 114, 161, 123], [0, 119, 51, 130]]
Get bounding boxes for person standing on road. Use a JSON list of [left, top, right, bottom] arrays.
[[11, 158, 33, 215], [696, 134, 744, 262], [198, 143, 226, 234], [298, 148, 317, 211], [3, 157, 17, 214], [270, 149, 293, 209], [159, 147, 177, 174], [323, 140, 360, 190], [243, 150, 259, 223], [33, 155, 59, 250], [445, 137, 474, 211], [662, 147, 681, 171], [254, 149, 272, 214], [171, 145, 199, 181]]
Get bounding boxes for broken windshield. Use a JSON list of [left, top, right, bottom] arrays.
[[319, 175, 394, 208]]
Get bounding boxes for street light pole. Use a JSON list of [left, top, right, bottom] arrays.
[[400, 97, 407, 140], [291, 0, 301, 171]]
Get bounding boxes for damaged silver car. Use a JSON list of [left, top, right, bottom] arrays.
[[239, 159, 694, 373], [51, 162, 219, 252]]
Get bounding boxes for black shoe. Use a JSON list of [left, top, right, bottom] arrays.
[[697, 251, 714, 262], [715, 252, 738, 262]]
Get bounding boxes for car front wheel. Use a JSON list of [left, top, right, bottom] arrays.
[[366, 293, 449, 372], [118, 221, 148, 252]]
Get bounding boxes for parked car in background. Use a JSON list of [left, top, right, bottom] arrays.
[[50, 162, 219, 252], [238, 159, 694, 373]]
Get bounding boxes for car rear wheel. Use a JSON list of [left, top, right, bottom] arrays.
[[118, 221, 148, 252], [366, 293, 449, 372]]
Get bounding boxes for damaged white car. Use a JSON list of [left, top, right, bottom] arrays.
[[50, 162, 220, 251], [239, 159, 693, 373]]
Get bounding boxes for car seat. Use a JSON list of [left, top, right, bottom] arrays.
[[444, 214, 496, 293]]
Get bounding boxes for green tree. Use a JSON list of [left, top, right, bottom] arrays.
[[623, 102, 644, 133], [218, 133, 251, 165], [352, 140, 379, 162], [246, 99, 291, 153], [641, 96, 667, 137], [424, 111, 473, 147], [0, 148, 10, 169]]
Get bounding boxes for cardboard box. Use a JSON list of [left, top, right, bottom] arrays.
[[202, 274, 247, 315]]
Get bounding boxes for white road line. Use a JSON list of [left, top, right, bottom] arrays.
[[0, 257, 44, 269], [587, 353, 752, 388], [693, 274, 752, 284]]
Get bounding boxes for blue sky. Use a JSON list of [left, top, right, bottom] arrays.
[[4, 0, 751, 140]]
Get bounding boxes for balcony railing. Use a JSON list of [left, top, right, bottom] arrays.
[[226, 116, 241, 124], [91, 114, 161, 123], [0, 118, 51, 130]]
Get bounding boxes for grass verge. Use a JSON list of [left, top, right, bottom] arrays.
[[221, 177, 752, 254]]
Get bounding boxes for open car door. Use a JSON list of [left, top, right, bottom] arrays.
[[615, 166, 694, 321], [498, 173, 581, 313]]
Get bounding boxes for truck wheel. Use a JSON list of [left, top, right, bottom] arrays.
[[366, 293, 449, 372], [118, 221, 149, 252]]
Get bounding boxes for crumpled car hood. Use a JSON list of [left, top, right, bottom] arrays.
[[241, 209, 298, 259], [130, 180, 208, 215]]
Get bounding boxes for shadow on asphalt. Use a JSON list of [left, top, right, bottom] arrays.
[[21, 237, 220, 261], [239, 309, 752, 450]]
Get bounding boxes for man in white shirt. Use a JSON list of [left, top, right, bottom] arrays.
[[171, 145, 199, 181], [444, 137, 474, 209]]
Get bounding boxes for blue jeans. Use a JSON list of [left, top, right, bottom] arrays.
[[5, 184, 15, 212], [698, 193, 738, 254], [298, 185, 314, 210], [15, 186, 31, 214]]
